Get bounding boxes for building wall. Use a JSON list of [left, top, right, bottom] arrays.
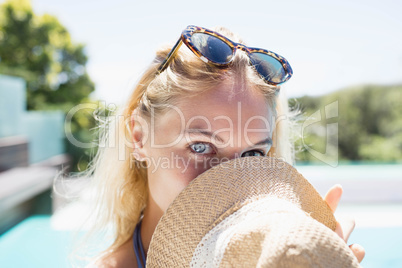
[[0, 74, 65, 163]]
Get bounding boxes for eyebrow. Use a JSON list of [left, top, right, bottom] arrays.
[[184, 129, 272, 146], [253, 137, 272, 147], [184, 129, 225, 143]]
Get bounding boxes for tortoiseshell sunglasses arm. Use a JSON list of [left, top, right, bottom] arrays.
[[157, 37, 183, 73]]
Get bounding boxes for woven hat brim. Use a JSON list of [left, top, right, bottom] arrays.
[[147, 156, 337, 267], [191, 197, 359, 267]]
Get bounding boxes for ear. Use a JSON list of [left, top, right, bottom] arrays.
[[131, 110, 148, 162]]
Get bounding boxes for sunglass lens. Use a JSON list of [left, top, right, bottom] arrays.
[[190, 33, 233, 64], [249, 52, 287, 84]]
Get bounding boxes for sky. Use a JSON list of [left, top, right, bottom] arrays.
[[15, 0, 402, 104]]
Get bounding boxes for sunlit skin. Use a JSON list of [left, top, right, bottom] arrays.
[[100, 80, 365, 267], [136, 80, 274, 253]]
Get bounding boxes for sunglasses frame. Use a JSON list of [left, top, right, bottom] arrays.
[[158, 25, 293, 86]]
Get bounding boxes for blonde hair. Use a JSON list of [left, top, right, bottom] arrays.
[[79, 26, 294, 262]]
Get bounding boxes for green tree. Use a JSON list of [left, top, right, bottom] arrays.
[[292, 84, 402, 163], [0, 0, 96, 171], [0, 0, 94, 109]]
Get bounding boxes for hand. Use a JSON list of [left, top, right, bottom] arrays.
[[324, 184, 366, 263]]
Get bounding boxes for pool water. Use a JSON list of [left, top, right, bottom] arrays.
[[0, 216, 73, 268], [1, 215, 402, 267], [348, 226, 402, 268]]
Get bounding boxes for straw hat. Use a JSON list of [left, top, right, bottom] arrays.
[[146, 156, 360, 267]]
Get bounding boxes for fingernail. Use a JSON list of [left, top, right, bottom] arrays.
[[334, 184, 343, 189]]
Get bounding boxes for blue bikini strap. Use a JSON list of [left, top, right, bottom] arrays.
[[133, 220, 146, 268]]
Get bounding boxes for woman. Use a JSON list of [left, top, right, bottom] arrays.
[[85, 25, 365, 267]]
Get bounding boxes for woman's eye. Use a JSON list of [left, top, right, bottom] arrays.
[[190, 143, 215, 154], [241, 150, 265, 157]]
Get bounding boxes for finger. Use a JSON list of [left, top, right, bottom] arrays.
[[324, 184, 343, 213], [338, 216, 355, 242], [349, 244, 365, 263], [334, 221, 344, 240]]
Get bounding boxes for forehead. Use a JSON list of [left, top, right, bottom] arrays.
[[156, 82, 274, 134]]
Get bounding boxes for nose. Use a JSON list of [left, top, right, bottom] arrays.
[[203, 148, 244, 170], [221, 146, 250, 162]]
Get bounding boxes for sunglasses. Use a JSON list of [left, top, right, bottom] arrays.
[[158, 25, 293, 86]]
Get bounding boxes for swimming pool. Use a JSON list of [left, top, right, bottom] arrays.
[[0, 214, 401, 267], [0, 216, 72, 268], [348, 226, 402, 267]]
